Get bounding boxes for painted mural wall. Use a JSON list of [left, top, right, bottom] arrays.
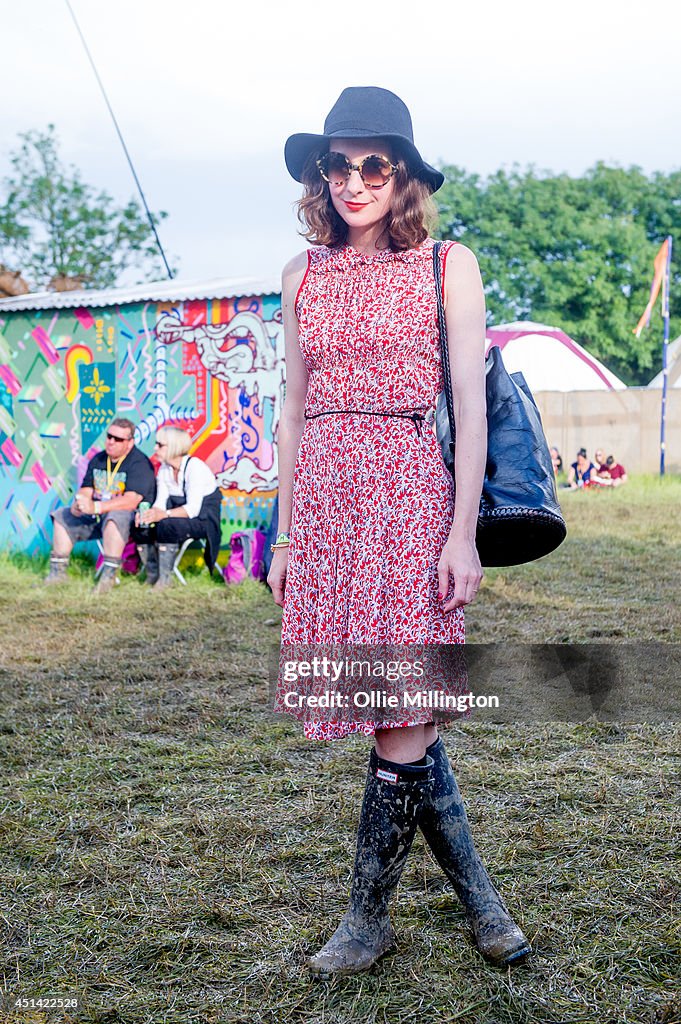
[[0, 291, 285, 555]]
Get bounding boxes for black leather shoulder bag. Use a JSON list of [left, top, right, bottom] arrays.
[[433, 241, 567, 567]]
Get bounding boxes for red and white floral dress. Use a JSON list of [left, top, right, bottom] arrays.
[[277, 238, 467, 741]]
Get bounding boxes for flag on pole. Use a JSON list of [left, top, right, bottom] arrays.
[[634, 238, 670, 337]]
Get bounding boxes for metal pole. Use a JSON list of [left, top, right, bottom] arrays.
[[63, 0, 174, 280], [659, 235, 672, 475]]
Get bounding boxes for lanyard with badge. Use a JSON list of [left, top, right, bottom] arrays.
[[99, 454, 126, 502]]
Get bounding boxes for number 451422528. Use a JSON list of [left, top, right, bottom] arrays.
[[13, 998, 79, 1009]]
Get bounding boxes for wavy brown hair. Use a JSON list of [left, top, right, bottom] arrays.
[[296, 149, 438, 252]]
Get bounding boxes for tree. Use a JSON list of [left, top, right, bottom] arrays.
[[436, 163, 680, 385], [0, 125, 175, 290]]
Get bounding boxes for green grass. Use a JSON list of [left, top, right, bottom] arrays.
[[467, 475, 681, 643], [0, 477, 680, 1024]]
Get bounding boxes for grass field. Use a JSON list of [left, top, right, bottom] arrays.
[[1, 478, 680, 1024]]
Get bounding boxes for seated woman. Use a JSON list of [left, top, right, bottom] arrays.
[[567, 448, 598, 489], [606, 454, 628, 486], [549, 446, 563, 477], [597, 454, 628, 487], [138, 427, 222, 587]]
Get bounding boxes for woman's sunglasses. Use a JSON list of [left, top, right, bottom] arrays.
[[316, 152, 398, 190]]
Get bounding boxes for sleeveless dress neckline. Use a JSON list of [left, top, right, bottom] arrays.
[[325, 237, 434, 265]]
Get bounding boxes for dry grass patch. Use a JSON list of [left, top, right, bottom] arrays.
[[1, 477, 680, 1023]]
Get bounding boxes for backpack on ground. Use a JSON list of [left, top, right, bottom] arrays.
[[223, 529, 266, 584]]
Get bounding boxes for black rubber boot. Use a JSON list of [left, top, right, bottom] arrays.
[[419, 736, 531, 966], [93, 556, 122, 595], [308, 748, 434, 977], [139, 543, 159, 585], [45, 554, 69, 584], [153, 543, 178, 590]]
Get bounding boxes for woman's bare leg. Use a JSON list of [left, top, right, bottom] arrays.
[[423, 722, 438, 749], [375, 723, 439, 763]]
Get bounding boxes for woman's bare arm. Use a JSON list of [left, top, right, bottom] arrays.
[[437, 243, 487, 611], [267, 251, 309, 606]]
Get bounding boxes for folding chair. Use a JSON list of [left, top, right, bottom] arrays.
[[173, 537, 206, 586], [95, 539, 104, 573]]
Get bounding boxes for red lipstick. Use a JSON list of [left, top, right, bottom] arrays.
[[344, 201, 368, 211]]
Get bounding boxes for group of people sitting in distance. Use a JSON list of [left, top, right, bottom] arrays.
[[46, 418, 222, 593], [47, 419, 630, 594], [550, 446, 628, 489]]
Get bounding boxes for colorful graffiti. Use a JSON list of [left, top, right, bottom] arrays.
[[0, 291, 284, 555]]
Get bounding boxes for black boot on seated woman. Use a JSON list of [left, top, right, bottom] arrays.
[[419, 735, 532, 966], [137, 543, 159, 585], [154, 543, 178, 590]]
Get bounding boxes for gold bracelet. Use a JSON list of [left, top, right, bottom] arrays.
[[270, 541, 290, 552]]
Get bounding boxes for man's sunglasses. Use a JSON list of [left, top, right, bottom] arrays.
[[106, 432, 130, 442], [316, 152, 398, 190]]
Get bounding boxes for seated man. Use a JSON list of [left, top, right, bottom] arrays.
[[46, 417, 156, 593]]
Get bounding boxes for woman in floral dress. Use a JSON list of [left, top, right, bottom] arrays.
[[268, 86, 531, 976]]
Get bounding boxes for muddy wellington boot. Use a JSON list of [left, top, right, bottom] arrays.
[[45, 554, 69, 584], [93, 556, 122, 596], [418, 736, 531, 966], [139, 543, 159, 586], [153, 543, 178, 590], [308, 749, 434, 978]]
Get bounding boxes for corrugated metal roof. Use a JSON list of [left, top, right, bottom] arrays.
[[0, 274, 281, 313]]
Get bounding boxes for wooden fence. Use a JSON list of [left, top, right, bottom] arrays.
[[535, 387, 681, 474]]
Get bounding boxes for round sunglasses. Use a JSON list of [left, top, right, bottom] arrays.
[[316, 152, 398, 190]]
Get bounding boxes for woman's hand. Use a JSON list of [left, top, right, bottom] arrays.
[[437, 533, 483, 611], [267, 547, 289, 607], [139, 506, 166, 526]]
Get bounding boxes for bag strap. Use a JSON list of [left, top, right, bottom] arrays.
[[433, 241, 457, 452]]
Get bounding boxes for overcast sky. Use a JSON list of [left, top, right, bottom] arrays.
[[2, 0, 680, 287]]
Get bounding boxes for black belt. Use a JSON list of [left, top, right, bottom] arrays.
[[304, 409, 428, 437]]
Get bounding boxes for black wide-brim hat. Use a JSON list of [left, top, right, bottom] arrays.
[[284, 86, 445, 194]]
